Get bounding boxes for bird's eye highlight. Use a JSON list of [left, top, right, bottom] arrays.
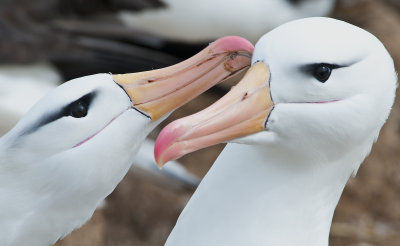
[[69, 101, 88, 118], [313, 64, 332, 83]]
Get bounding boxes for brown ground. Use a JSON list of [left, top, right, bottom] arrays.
[[53, 1, 400, 245]]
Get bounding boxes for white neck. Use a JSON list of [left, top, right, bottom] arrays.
[[0, 111, 161, 246], [166, 143, 361, 246], [0, 161, 100, 246]]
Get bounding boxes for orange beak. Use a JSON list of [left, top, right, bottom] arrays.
[[154, 62, 273, 166], [113, 36, 254, 121]]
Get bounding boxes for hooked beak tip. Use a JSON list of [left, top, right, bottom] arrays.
[[210, 36, 254, 54], [154, 119, 187, 166]]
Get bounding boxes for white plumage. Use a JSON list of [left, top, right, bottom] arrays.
[[0, 74, 146, 246], [155, 18, 397, 246], [0, 63, 199, 189]]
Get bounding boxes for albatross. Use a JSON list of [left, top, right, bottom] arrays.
[[0, 63, 199, 189], [0, 36, 253, 246], [155, 18, 397, 246]]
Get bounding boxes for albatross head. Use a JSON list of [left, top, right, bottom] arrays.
[[155, 17, 397, 170], [155, 18, 396, 246], [0, 36, 253, 245]]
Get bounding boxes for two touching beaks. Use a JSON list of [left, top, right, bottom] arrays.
[[150, 37, 274, 168], [111, 35, 260, 167]]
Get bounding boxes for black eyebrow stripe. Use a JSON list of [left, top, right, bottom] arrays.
[[20, 92, 97, 136], [300, 63, 348, 74]]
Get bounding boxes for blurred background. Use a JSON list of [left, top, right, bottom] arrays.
[[1, 0, 400, 245]]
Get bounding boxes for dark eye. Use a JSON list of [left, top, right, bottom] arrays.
[[69, 100, 88, 118], [313, 64, 332, 83], [300, 63, 344, 83]]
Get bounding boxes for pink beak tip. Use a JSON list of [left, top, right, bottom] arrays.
[[154, 120, 186, 166], [211, 36, 254, 54]]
